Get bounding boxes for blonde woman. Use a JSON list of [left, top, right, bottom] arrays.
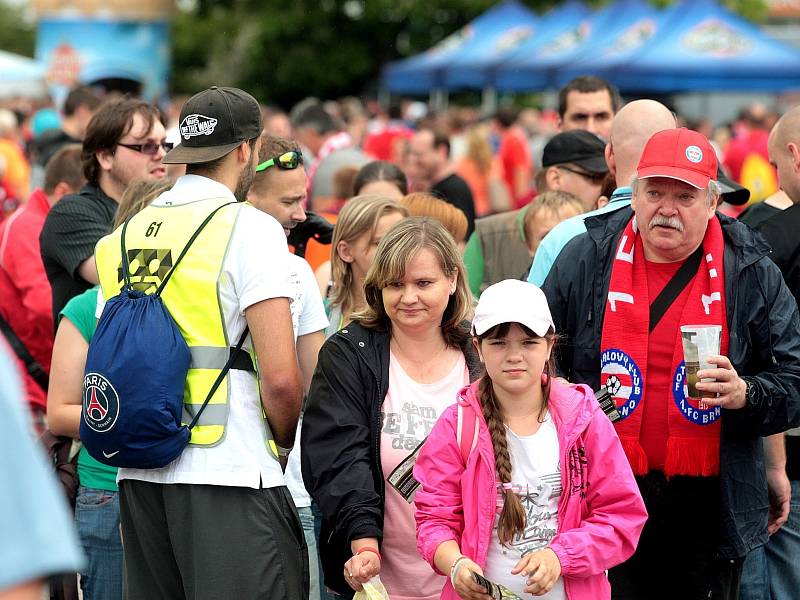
[[456, 124, 511, 217], [316, 195, 407, 337], [302, 218, 483, 600]]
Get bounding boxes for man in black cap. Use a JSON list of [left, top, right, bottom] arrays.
[[93, 86, 307, 599], [463, 128, 608, 295], [533, 129, 610, 212]]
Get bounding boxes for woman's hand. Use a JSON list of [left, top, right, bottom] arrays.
[[343, 539, 381, 592], [452, 558, 492, 600], [512, 548, 561, 596]]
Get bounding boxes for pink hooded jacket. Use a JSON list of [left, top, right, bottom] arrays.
[[413, 379, 647, 600]]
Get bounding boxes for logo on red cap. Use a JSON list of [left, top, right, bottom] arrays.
[[685, 145, 703, 164]]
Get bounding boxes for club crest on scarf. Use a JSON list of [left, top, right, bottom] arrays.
[[601, 349, 643, 421], [672, 361, 722, 426]]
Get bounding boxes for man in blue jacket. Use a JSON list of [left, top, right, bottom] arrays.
[[542, 128, 800, 600]]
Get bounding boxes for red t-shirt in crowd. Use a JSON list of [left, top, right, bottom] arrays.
[[498, 128, 532, 209], [641, 259, 693, 471], [363, 123, 412, 163], [723, 128, 769, 183]]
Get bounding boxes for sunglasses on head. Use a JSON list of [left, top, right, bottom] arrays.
[[558, 165, 606, 185], [117, 141, 174, 156], [256, 150, 303, 172]]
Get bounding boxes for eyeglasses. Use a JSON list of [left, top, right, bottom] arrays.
[[117, 141, 174, 156], [558, 165, 606, 185], [256, 150, 304, 172]]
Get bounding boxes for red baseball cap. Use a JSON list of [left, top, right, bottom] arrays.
[[636, 128, 718, 189]]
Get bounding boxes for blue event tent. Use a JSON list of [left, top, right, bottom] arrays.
[[493, 0, 598, 91], [577, 0, 800, 91], [381, 0, 800, 94], [552, 0, 679, 87], [382, 0, 539, 94]]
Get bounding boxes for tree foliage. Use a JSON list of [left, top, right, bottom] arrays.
[[0, 0, 36, 58]]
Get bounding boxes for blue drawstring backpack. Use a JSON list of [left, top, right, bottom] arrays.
[[81, 202, 248, 469]]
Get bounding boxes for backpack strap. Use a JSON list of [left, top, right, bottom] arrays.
[[187, 325, 250, 432], [119, 201, 237, 295], [456, 401, 480, 465]]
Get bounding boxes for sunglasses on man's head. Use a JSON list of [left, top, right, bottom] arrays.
[[117, 141, 174, 156], [558, 165, 606, 185], [256, 150, 304, 172]]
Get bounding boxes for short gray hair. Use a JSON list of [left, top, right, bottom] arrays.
[[631, 176, 721, 206]]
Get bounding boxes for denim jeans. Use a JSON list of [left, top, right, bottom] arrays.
[[312, 501, 342, 599], [75, 486, 123, 600], [739, 479, 800, 600], [297, 506, 321, 600]]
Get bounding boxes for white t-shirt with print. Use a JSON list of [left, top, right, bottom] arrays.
[[484, 415, 567, 600], [284, 253, 329, 507], [97, 175, 294, 490]]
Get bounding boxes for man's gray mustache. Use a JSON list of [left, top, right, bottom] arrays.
[[649, 215, 684, 232]]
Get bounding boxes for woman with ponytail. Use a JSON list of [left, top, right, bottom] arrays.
[[414, 279, 647, 600]]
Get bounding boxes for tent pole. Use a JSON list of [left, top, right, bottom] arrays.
[[379, 87, 390, 109], [482, 87, 497, 115]]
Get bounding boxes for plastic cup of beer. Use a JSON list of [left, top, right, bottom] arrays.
[[680, 325, 722, 410]]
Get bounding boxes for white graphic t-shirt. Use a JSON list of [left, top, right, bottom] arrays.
[[484, 415, 567, 600]]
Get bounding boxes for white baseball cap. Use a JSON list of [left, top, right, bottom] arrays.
[[472, 279, 555, 337]]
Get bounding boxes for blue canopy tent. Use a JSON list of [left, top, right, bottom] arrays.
[[0, 50, 47, 98], [441, 1, 540, 90], [551, 0, 673, 87], [382, 1, 539, 94], [573, 0, 800, 91], [492, 0, 593, 91]]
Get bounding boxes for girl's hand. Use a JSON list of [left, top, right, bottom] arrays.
[[343, 551, 380, 592], [452, 558, 493, 600], [512, 548, 561, 596]]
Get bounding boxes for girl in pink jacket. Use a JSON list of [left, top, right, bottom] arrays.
[[414, 279, 647, 600]]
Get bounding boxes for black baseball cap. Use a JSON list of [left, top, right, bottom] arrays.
[[542, 130, 609, 174], [163, 86, 263, 164], [717, 165, 750, 206]]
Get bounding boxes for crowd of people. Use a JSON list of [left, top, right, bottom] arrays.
[[0, 73, 798, 600]]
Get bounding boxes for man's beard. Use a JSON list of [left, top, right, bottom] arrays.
[[233, 161, 255, 202]]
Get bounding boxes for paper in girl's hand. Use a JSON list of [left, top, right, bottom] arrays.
[[470, 571, 524, 600], [352, 576, 390, 600]]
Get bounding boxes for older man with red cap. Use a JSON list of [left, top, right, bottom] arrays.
[[541, 128, 800, 600]]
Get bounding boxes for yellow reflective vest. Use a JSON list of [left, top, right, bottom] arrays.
[[95, 197, 257, 449]]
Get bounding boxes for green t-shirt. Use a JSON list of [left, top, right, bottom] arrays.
[[59, 288, 118, 492]]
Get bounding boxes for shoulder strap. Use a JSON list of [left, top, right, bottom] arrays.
[[456, 402, 480, 465], [119, 201, 238, 295], [649, 246, 704, 333], [0, 312, 48, 391], [187, 326, 250, 432]]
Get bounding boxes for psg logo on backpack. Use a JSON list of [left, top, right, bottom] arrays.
[[82, 373, 120, 433]]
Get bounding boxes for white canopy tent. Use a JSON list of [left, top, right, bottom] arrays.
[[0, 49, 48, 98]]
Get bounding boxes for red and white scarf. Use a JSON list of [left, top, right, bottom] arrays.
[[600, 215, 728, 477]]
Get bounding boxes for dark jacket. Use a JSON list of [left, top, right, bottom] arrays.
[[301, 321, 483, 598], [541, 206, 800, 558]]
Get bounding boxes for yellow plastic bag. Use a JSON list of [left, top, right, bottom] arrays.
[[353, 576, 390, 600]]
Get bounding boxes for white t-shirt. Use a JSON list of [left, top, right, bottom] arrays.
[[284, 253, 329, 507], [379, 351, 469, 600], [98, 174, 294, 490], [484, 415, 566, 600]]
